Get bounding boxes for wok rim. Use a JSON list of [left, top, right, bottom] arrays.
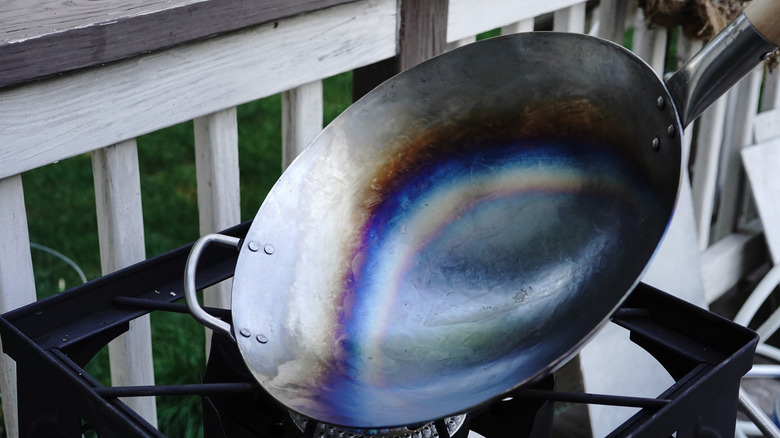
[[229, 31, 684, 428]]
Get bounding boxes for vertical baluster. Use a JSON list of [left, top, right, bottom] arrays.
[[711, 70, 763, 242], [553, 2, 586, 33], [761, 68, 780, 112], [632, 8, 667, 77], [92, 140, 158, 427], [754, 66, 780, 144], [592, 0, 628, 43], [501, 18, 534, 35], [282, 81, 324, 170], [0, 175, 37, 438], [692, 98, 729, 250], [194, 108, 241, 353], [446, 36, 475, 51]]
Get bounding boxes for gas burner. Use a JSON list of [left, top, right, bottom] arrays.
[[0, 222, 759, 437], [286, 411, 468, 438]]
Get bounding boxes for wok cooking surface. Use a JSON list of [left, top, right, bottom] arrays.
[[252, 139, 660, 427], [233, 33, 679, 427]]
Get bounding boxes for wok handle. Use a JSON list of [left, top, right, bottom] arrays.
[[665, 0, 779, 127], [184, 233, 242, 342]]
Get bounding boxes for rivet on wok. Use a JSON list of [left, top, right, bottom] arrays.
[[256, 334, 268, 344], [264, 244, 275, 255], [652, 137, 660, 151], [667, 124, 676, 138], [239, 328, 251, 338], [656, 96, 665, 110], [248, 241, 260, 252]]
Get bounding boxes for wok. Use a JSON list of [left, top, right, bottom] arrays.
[[185, 1, 779, 429]]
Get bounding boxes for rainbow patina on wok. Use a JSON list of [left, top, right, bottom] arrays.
[[306, 130, 654, 424]]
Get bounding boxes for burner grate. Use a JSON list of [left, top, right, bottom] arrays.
[[0, 221, 758, 437]]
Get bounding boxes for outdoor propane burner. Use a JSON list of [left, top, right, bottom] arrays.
[[0, 222, 758, 438]]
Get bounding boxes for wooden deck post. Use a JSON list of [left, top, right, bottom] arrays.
[[353, 0, 449, 100], [194, 108, 241, 353], [282, 81, 324, 169], [0, 175, 37, 438], [92, 140, 158, 427]]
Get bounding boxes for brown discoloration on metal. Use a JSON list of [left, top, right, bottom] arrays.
[[358, 96, 621, 215]]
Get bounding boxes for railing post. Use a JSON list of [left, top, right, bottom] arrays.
[[711, 70, 763, 242], [501, 18, 534, 35], [92, 140, 158, 427], [353, 0, 449, 100], [282, 82, 323, 169], [553, 2, 586, 33], [0, 174, 37, 438], [632, 10, 667, 77], [692, 98, 729, 250], [762, 68, 780, 112], [194, 108, 241, 353], [592, 0, 628, 43]]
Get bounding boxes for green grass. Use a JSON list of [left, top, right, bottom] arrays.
[[20, 72, 353, 437]]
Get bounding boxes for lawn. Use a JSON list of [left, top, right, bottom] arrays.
[[20, 72, 353, 437]]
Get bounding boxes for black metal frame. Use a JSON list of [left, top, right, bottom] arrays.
[[0, 221, 759, 437]]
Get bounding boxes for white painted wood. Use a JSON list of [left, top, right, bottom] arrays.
[[447, 0, 585, 42], [282, 81, 323, 170], [691, 98, 728, 250], [0, 0, 397, 180], [500, 18, 534, 35], [1, 0, 205, 44], [761, 68, 780, 112], [194, 108, 240, 354], [700, 219, 765, 303], [711, 69, 763, 242], [445, 36, 475, 52], [553, 2, 586, 33], [92, 140, 157, 426], [631, 10, 667, 77], [0, 174, 37, 438], [742, 138, 780, 264], [755, 109, 780, 144], [194, 107, 240, 307], [591, 0, 628, 43]]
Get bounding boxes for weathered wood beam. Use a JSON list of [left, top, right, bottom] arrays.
[[0, 0, 396, 180], [0, 0, 358, 88], [0, 175, 37, 438], [92, 140, 158, 426]]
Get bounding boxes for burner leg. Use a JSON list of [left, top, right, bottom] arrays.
[[302, 418, 318, 437], [434, 418, 451, 438], [17, 367, 82, 437]]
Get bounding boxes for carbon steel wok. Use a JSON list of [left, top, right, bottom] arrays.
[[185, 1, 779, 429]]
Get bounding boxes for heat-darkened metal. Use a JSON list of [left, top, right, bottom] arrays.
[[228, 33, 681, 427]]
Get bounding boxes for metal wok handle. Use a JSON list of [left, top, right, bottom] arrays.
[[184, 233, 242, 341], [666, 0, 779, 127]]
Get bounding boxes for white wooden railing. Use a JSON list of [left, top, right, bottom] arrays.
[[0, 0, 777, 436]]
